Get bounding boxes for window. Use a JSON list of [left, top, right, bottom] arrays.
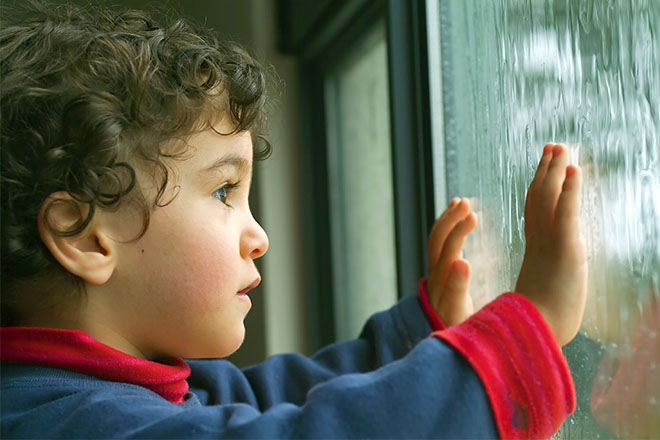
[[279, 1, 658, 433], [324, 21, 398, 341], [427, 0, 660, 437]]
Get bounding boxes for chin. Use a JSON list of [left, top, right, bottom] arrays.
[[188, 328, 246, 359]]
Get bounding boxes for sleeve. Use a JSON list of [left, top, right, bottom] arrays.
[[2, 293, 575, 439], [434, 292, 576, 438], [417, 277, 447, 331]]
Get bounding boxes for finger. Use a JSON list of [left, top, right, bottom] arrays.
[[555, 165, 582, 242], [524, 145, 554, 231], [541, 144, 570, 230], [427, 198, 471, 269], [446, 259, 471, 291], [435, 211, 477, 284], [532, 143, 555, 184]]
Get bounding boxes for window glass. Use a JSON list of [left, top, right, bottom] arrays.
[[429, 0, 659, 437], [324, 21, 398, 341]]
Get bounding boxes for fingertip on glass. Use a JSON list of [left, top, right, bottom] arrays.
[[552, 144, 564, 157], [566, 165, 577, 178]]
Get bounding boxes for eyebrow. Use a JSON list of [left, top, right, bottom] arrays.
[[202, 154, 251, 176]]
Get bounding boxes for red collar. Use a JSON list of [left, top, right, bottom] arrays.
[[0, 327, 190, 403]]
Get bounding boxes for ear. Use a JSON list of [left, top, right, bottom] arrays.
[[37, 192, 116, 285]]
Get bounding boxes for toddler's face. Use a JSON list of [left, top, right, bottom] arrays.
[[100, 118, 268, 359]]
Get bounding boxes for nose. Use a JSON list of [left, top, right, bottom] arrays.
[[241, 213, 269, 260]]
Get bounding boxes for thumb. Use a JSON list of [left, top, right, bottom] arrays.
[[441, 259, 473, 326]]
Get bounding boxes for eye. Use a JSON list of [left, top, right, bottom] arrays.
[[212, 182, 239, 207]]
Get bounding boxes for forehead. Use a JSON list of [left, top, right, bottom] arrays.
[[182, 120, 254, 169]]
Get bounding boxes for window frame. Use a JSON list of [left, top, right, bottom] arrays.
[[278, 0, 436, 350]]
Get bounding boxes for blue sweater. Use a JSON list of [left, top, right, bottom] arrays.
[[1, 293, 574, 439]]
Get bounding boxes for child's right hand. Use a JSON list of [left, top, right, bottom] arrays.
[[516, 143, 588, 346]]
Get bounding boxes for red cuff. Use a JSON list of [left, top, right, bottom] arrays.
[[418, 278, 446, 331], [433, 293, 575, 439]]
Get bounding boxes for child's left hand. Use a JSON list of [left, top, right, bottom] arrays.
[[426, 198, 478, 326]]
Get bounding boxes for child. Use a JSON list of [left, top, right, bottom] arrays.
[[1, 2, 587, 438]]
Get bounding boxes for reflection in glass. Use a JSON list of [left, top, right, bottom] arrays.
[[324, 22, 398, 341], [431, 0, 659, 437]]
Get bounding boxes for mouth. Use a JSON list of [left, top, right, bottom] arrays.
[[237, 278, 261, 296]]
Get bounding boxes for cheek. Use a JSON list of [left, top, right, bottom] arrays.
[[181, 238, 235, 290], [175, 227, 237, 307], [140, 212, 238, 312]]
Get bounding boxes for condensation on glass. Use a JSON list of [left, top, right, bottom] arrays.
[[324, 21, 398, 341], [429, 0, 659, 437]]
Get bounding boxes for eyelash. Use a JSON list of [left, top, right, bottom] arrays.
[[212, 181, 240, 207]]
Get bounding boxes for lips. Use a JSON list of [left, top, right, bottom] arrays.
[[237, 278, 261, 296]]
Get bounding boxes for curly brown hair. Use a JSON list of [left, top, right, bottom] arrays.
[[0, 1, 272, 325]]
